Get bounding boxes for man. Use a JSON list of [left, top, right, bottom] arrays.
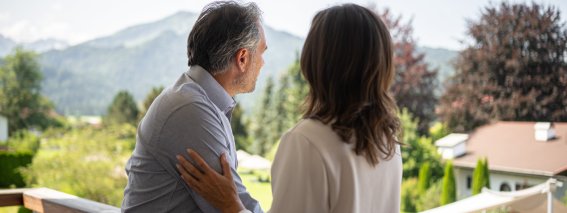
[[121, 1, 267, 212]]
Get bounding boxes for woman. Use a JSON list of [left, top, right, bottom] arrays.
[[176, 4, 402, 213]]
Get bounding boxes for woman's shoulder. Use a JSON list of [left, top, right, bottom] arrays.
[[286, 118, 334, 138], [282, 119, 344, 151]]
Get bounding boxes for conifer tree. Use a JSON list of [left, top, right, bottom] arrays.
[[441, 161, 456, 205]]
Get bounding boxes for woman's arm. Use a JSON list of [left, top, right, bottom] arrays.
[[176, 149, 247, 213]]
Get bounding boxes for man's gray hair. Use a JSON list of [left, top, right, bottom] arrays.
[[187, 1, 262, 75]]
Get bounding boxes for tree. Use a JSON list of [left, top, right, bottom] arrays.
[[429, 122, 450, 142], [105, 91, 139, 126], [0, 47, 61, 134], [142, 86, 164, 113], [417, 180, 443, 211], [231, 104, 251, 152], [438, 2, 567, 132], [251, 60, 308, 156], [374, 7, 439, 134], [441, 161, 456, 205], [251, 77, 275, 155], [400, 109, 443, 180], [418, 162, 432, 195], [279, 60, 308, 129], [401, 178, 418, 212], [472, 158, 491, 195]]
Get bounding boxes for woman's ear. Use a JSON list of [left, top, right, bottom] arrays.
[[235, 48, 249, 72]]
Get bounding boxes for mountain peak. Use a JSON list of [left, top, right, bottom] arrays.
[[0, 35, 69, 56], [83, 11, 198, 49]]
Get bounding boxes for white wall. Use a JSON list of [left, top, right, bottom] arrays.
[[0, 116, 7, 142], [454, 167, 550, 200], [438, 143, 466, 159], [454, 143, 466, 158]]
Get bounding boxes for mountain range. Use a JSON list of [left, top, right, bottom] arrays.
[[0, 35, 68, 56], [1, 11, 457, 116]]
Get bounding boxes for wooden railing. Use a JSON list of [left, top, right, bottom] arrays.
[[0, 188, 120, 213]]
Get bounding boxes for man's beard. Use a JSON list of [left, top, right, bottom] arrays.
[[233, 64, 257, 94]]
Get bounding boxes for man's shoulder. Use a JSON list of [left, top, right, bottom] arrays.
[[140, 81, 220, 137], [155, 82, 215, 115]]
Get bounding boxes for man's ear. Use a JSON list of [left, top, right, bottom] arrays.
[[235, 48, 249, 72]]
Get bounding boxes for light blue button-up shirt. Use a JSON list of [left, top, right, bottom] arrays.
[[122, 65, 263, 213]]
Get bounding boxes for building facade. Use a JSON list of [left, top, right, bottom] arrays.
[[436, 122, 567, 200]]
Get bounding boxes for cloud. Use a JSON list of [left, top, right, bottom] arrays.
[[0, 20, 82, 43], [51, 2, 64, 11], [0, 12, 10, 22]]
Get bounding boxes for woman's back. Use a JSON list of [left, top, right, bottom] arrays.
[[270, 119, 402, 213]]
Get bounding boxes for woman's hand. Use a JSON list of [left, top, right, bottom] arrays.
[[176, 149, 245, 213]]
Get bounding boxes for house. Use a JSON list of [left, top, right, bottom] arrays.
[[0, 115, 7, 142], [435, 122, 567, 200]]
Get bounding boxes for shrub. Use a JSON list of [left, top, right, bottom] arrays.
[[7, 130, 40, 154], [0, 151, 33, 188]]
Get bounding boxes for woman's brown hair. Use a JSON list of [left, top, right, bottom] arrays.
[[301, 4, 401, 166]]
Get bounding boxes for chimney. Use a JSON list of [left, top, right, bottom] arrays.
[[534, 122, 555, 142], [434, 133, 468, 159]]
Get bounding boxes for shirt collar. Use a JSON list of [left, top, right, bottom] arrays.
[[187, 65, 236, 116]]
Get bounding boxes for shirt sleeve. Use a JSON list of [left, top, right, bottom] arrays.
[[269, 130, 329, 213], [147, 100, 262, 213]]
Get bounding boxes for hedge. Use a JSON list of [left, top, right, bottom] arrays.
[[0, 151, 33, 188]]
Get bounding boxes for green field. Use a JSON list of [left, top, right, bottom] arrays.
[[0, 206, 21, 213], [238, 169, 273, 211]]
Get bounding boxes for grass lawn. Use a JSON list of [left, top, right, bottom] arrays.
[[238, 169, 272, 211], [0, 206, 22, 213]]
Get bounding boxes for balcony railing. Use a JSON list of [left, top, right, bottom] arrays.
[[0, 188, 119, 213]]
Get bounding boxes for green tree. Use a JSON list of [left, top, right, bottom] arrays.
[[400, 109, 443, 180], [401, 178, 418, 212], [279, 60, 308, 128], [251, 77, 275, 155], [251, 60, 308, 156], [105, 90, 139, 126], [142, 86, 164, 113], [438, 2, 567, 132], [0, 47, 61, 134], [6, 130, 40, 154], [418, 162, 432, 195], [231, 104, 252, 152], [441, 161, 456, 205], [417, 180, 443, 211], [429, 122, 450, 142], [472, 158, 491, 195], [483, 159, 490, 190]]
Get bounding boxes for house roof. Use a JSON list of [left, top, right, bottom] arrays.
[[435, 133, 469, 147], [453, 121, 567, 177]]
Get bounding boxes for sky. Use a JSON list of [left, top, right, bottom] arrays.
[[0, 0, 566, 50]]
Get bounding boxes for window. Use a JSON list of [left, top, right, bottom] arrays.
[[466, 175, 472, 189], [500, 183, 512, 192], [515, 181, 533, 190]]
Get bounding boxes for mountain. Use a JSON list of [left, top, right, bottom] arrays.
[[36, 11, 457, 116], [417, 46, 458, 86], [0, 35, 17, 56], [24, 39, 69, 53], [0, 35, 69, 57], [39, 11, 304, 115]]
